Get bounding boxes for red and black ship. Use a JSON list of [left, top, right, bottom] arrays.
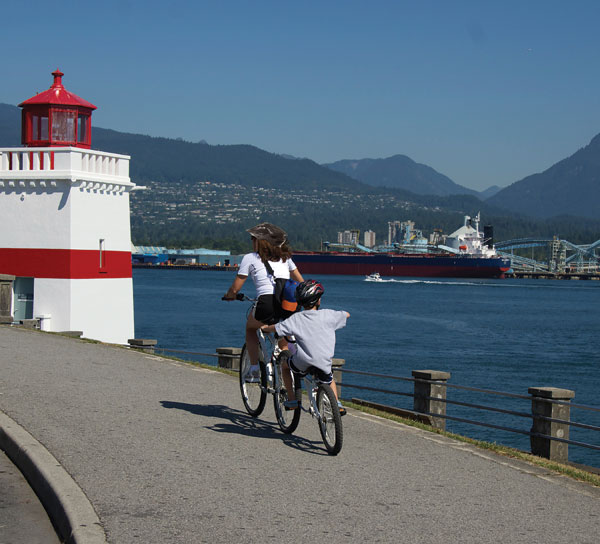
[[292, 214, 511, 279], [292, 250, 511, 279]]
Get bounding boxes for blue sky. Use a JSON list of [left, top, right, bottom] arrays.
[[3, 0, 600, 191]]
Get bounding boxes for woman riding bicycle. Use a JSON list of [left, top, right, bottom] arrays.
[[223, 222, 304, 381]]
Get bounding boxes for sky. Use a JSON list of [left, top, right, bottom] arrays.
[[2, 0, 600, 191]]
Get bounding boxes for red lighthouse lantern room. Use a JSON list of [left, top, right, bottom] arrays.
[[19, 69, 97, 149]]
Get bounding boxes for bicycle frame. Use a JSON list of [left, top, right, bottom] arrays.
[[295, 373, 315, 416], [257, 328, 279, 394], [293, 368, 343, 455]]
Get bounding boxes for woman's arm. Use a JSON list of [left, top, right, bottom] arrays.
[[261, 324, 277, 334], [223, 274, 247, 300], [290, 268, 304, 283]]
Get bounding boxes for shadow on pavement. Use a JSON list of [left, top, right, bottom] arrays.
[[160, 400, 327, 455]]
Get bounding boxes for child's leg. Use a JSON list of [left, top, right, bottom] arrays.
[[330, 378, 339, 401], [330, 378, 346, 415]]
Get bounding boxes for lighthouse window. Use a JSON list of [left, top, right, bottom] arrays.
[[77, 114, 88, 143], [32, 115, 48, 141], [99, 239, 106, 271], [40, 116, 48, 140], [51, 110, 76, 142]]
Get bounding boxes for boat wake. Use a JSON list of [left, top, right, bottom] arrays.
[[364, 278, 481, 286]]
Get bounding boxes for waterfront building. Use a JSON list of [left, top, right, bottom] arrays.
[[337, 229, 360, 246], [131, 246, 243, 267], [0, 70, 137, 344], [363, 230, 376, 248]]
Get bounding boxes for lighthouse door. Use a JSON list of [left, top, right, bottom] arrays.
[[13, 277, 34, 321]]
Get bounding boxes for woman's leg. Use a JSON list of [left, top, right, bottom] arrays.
[[281, 357, 296, 403], [245, 314, 264, 366]]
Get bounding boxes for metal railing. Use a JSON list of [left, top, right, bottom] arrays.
[[129, 341, 600, 467], [338, 368, 600, 465]]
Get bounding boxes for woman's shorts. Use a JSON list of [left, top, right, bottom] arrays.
[[253, 294, 277, 325], [289, 359, 333, 384]]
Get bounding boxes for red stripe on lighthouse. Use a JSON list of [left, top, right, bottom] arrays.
[[0, 248, 132, 279]]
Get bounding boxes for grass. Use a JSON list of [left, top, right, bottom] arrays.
[[343, 400, 600, 487]]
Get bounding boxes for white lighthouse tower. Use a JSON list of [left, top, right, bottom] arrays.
[[0, 69, 136, 344]]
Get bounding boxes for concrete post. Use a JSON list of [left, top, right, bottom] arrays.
[[332, 358, 344, 399], [529, 387, 575, 463], [412, 370, 451, 430], [216, 347, 242, 370], [0, 274, 15, 324], [128, 339, 157, 353]]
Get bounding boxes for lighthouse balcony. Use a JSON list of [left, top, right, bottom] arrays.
[[0, 147, 132, 187]]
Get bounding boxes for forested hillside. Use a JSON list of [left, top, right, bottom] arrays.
[[93, 128, 369, 192]]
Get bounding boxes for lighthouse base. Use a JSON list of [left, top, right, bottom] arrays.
[[33, 277, 134, 345]]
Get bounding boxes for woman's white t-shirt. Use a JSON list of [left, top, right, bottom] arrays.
[[238, 252, 298, 297]]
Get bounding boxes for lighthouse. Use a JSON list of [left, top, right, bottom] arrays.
[[0, 69, 136, 344]]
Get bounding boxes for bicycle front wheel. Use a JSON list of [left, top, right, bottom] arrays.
[[239, 344, 267, 417], [273, 365, 301, 434], [317, 384, 343, 455]]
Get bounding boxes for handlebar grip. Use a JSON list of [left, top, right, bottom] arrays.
[[222, 293, 245, 301]]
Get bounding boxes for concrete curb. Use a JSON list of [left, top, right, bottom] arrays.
[[0, 410, 107, 544]]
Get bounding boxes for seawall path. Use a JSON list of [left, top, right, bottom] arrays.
[[0, 326, 599, 543]]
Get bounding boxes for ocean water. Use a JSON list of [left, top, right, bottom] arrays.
[[133, 269, 600, 467]]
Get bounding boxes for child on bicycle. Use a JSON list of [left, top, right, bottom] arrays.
[[261, 280, 349, 414]]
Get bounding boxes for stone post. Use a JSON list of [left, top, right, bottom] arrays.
[[412, 370, 451, 430], [529, 387, 575, 463], [128, 339, 157, 353], [0, 275, 15, 324], [332, 358, 344, 399], [216, 347, 242, 370]]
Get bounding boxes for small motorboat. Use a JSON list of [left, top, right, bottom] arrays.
[[365, 272, 383, 282]]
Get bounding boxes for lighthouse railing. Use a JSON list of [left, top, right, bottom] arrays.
[[0, 147, 131, 184]]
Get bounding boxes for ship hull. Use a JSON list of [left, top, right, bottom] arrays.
[[292, 251, 511, 279]]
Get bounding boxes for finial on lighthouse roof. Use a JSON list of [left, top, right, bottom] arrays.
[[51, 68, 64, 88]]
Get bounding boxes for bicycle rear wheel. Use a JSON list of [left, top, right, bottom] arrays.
[[239, 344, 267, 417], [273, 365, 301, 434], [317, 384, 343, 455]]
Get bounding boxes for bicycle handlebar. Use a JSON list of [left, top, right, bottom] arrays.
[[221, 293, 251, 301]]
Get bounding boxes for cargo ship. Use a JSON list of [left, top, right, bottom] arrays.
[[292, 214, 511, 279]]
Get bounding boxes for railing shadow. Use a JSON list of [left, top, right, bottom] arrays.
[[160, 400, 327, 455]]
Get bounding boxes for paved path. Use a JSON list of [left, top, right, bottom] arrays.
[[1, 326, 599, 543], [0, 449, 60, 544]]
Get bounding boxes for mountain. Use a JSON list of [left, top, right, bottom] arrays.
[[0, 103, 369, 193], [486, 134, 600, 220], [323, 155, 480, 197], [2, 102, 599, 248], [92, 128, 370, 192], [479, 185, 502, 199]]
